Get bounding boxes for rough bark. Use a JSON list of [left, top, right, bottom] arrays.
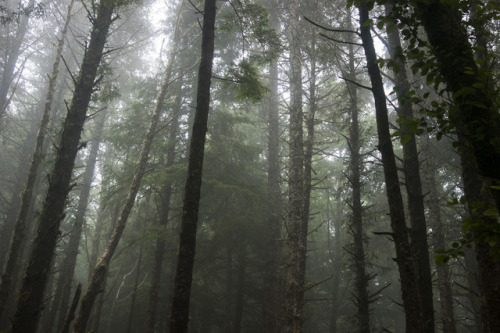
[[284, 1, 306, 332], [357, 2, 421, 332], [72, 12, 180, 330], [342, 9, 372, 333], [168, 0, 216, 332], [47, 110, 105, 333], [385, 5, 435, 331], [10, 3, 114, 332], [0, 0, 74, 321]]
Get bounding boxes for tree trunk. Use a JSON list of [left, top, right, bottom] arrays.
[[283, 2, 306, 332], [10, 3, 114, 332], [144, 93, 181, 333], [234, 244, 246, 333], [0, 1, 74, 320], [342, 9, 372, 333], [0, 0, 34, 121], [168, 0, 216, 332], [45, 110, 106, 333], [421, 135, 456, 333], [72, 12, 180, 330], [385, 5, 435, 331], [457, 137, 500, 333], [357, 2, 421, 332], [261, 9, 282, 330], [412, 0, 500, 214], [59, 283, 82, 333], [125, 232, 145, 333]]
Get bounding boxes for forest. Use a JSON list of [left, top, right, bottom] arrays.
[[0, 0, 499, 332]]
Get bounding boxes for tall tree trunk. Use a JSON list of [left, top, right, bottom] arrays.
[[261, 12, 282, 331], [457, 137, 500, 333], [0, 0, 34, 121], [385, 5, 435, 331], [59, 283, 82, 333], [72, 12, 181, 330], [125, 230, 145, 333], [144, 93, 181, 333], [45, 110, 106, 333], [357, 2, 421, 332], [343, 9, 371, 333], [283, 2, 306, 333], [421, 135, 456, 333], [168, 0, 216, 332], [233, 244, 246, 333], [328, 188, 343, 333], [10, 2, 114, 332], [0, 1, 74, 320]]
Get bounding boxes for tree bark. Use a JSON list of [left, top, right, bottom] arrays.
[[283, 2, 306, 332], [357, 2, 421, 332], [385, 5, 435, 331], [0, 0, 74, 321], [47, 110, 105, 333], [10, 2, 114, 332], [168, 0, 216, 332], [342, 9, 372, 333]]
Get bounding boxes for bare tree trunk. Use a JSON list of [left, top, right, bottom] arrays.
[[421, 135, 456, 333], [59, 283, 82, 333], [46, 110, 106, 333], [10, 2, 114, 332], [144, 74, 183, 333], [357, 2, 421, 332], [0, 1, 74, 321], [283, 2, 306, 332], [384, 5, 435, 331], [234, 244, 246, 333], [125, 234, 145, 333], [168, 1, 216, 332], [0, 0, 34, 121], [261, 20, 282, 333]]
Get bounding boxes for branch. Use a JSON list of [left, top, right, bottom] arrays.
[[340, 76, 372, 91], [304, 16, 360, 36], [319, 33, 363, 46]]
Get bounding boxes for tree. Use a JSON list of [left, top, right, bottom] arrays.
[[9, 1, 116, 331], [283, 1, 306, 332], [384, 4, 434, 331], [357, 1, 422, 331], [168, 0, 217, 331], [72, 6, 183, 330], [0, 0, 74, 322]]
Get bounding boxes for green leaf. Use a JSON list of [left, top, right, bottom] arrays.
[[484, 209, 498, 216]]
